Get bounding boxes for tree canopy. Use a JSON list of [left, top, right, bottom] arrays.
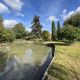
[[64, 13, 80, 28]]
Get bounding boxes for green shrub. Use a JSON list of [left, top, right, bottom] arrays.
[[42, 30, 50, 41], [0, 29, 15, 42]]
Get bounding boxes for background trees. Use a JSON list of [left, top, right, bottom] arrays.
[[31, 15, 42, 38], [0, 13, 80, 43]]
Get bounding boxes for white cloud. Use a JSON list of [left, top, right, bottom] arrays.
[[4, 0, 24, 11], [76, 7, 80, 12], [16, 13, 24, 17], [47, 16, 58, 22], [63, 6, 80, 20], [0, 3, 10, 13], [63, 9, 67, 14], [3, 20, 18, 28], [63, 11, 74, 20]]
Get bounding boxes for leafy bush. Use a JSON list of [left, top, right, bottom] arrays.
[[42, 30, 50, 41], [0, 29, 15, 42]]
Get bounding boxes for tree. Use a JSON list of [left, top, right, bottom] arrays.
[[63, 13, 80, 41], [51, 21, 56, 41], [57, 21, 62, 40], [64, 13, 80, 28], [13, 23, 26, 39], [42, 30, 50, 41], [62, 25, 77, 43], [31, 15, 42, 38]]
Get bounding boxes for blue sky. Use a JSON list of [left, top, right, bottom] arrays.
[[0, 0, 80, 32]]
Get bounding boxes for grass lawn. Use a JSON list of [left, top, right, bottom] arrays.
[[48, 42, 80, 80]]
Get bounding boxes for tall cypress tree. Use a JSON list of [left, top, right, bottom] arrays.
[[52, 21, 56, 41], [57, 21, 61, 40]]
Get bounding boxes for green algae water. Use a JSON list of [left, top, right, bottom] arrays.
[[0, 42, 53, 80]]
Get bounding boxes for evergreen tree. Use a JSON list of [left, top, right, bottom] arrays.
[[57, 21, 62, 40], [31, 15, 42, 38], [52, 21, 56, 41]]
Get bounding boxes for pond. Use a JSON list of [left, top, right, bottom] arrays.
[[0, 42, 54, 80]]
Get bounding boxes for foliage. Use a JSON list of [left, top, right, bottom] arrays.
[[0, 16, 15, 42], [75, 27, 80, 41], [57, 21, 62, 40], [31, 15, 42, 38], [41, 30, 50, 41], [0, 29, 15, 42], [52, 21, 57, 41], [64, 13, 80, 28], [13, 23, 26, 39], [62, 25, 77, 43], [63, 13, 80, 41]]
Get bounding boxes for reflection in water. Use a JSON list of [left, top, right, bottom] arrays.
[[0, 47, 54, 80], [22, 49, 35, 64]]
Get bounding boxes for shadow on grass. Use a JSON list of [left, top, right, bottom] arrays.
[[48, 63, 80, 80]]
